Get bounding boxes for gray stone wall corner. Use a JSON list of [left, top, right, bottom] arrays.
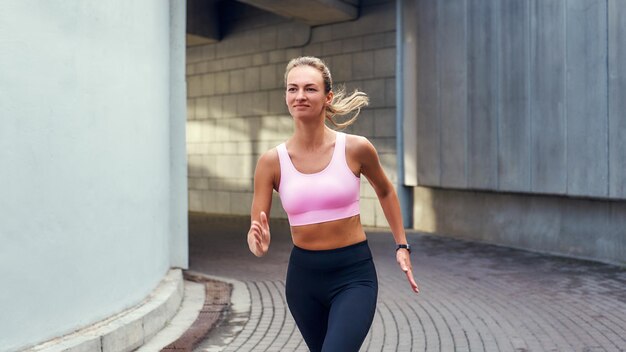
[[25, 270, 184, 352]]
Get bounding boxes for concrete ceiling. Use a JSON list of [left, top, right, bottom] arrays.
[[235, 0, 358, 26], [186, 0, 359, 46], [186, 0, 221, 45]]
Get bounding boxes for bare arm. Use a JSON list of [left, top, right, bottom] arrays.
[[247, 149, 279, 257], [354, 136, 419, 293]]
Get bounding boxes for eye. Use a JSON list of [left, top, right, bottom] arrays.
[[306, 87, 317, 92], [287, 87, 296, 92]]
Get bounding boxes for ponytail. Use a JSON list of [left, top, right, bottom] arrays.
[[325, 86, 369, 129]]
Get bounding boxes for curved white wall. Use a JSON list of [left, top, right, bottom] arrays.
[[0, 1, 178, 350]]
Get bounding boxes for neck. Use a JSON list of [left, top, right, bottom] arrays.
[[292, 120, 333, 150]]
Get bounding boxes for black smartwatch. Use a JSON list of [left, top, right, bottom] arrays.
[[396, 244, 411, 254]]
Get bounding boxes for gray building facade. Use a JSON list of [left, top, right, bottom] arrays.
[[186, 0, 625, 265], [406, 0, 625, 265]]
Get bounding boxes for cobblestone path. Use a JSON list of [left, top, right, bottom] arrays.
[[189, 214, 626, 352]]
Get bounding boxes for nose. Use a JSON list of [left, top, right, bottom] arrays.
[[295, 89, 306, 101]]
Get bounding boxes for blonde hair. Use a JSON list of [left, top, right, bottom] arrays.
[[284, 56, 369, 129]]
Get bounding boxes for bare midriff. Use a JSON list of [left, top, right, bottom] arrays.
[[290, 215, 366, 250]]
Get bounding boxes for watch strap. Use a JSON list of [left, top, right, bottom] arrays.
[[396, 244, 411, 254]]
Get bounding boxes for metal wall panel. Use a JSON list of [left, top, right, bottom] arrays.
[[415, 0, 440, 186], [609, 0, 626, 198], [498, 0, 531, 192], [566, 0, 608, 197], [530, 0, 567, 194], [468, 0, 498, 189], [411, 0, 625, 200], [438, 0, 467, 188]]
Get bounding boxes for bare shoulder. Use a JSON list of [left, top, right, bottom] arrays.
[[345, 133, 378, 161], [255, 147, 281, 189], [257, 147, 279, 167]]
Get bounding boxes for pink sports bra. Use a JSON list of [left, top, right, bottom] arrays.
[[277, 132, 361, 226]]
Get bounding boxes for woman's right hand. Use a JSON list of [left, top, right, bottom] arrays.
[[248, 211, 271, 257]]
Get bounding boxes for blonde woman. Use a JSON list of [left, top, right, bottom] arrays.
[[247, 56, 418, 352]]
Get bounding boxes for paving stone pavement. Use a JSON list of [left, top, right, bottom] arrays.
[[188, 213, 626, 352]]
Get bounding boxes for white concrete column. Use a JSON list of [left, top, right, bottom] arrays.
[[169, 0, 189, 269]]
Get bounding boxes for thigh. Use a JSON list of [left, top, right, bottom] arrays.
[[286, 265, 329, 352], [323, 267, 378, 351]]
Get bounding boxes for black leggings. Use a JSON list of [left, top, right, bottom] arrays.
[[285, 240, 378, 352]]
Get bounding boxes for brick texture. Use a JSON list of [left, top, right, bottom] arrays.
[[162, 274, 232, 352], [186, 1, 397, 226], [190, 213, 626, 352]]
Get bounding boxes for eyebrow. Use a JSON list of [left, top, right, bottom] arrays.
[[287, 83, 318, 87]]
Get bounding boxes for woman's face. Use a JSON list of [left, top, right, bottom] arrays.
[[285, 65, 332, 122]]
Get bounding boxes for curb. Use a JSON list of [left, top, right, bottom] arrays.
[[158, 272, 232, 351], [25, 269, 184, 352], [183, 271, 251, 352]]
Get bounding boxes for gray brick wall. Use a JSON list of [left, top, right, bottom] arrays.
[[186, 0, 397, 226]]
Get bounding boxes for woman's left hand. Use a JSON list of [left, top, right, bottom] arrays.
[[397, 249, 419, 293]]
